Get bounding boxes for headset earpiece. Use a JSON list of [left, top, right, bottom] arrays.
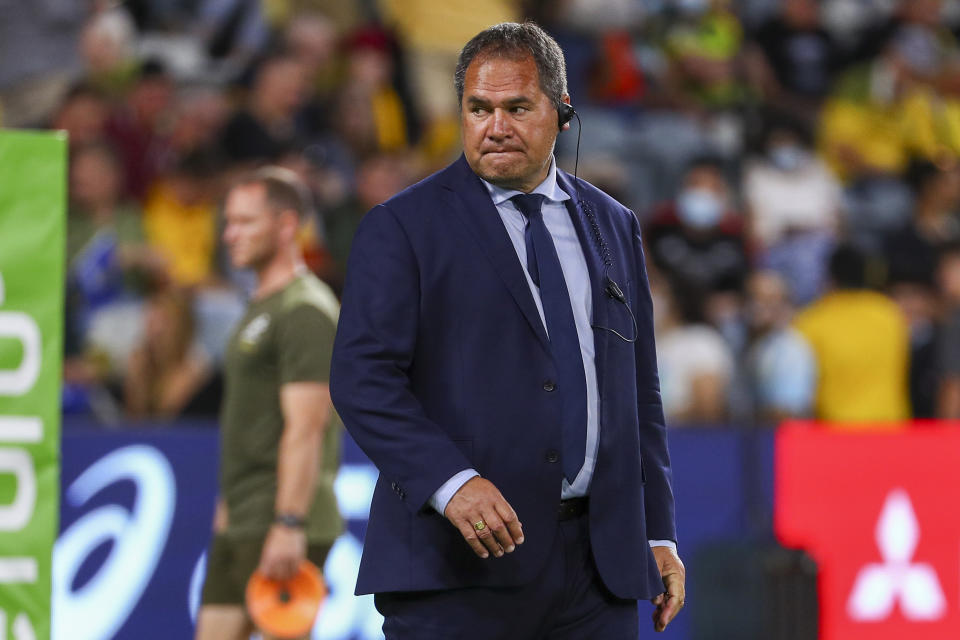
[[558, 103, 576, 130]]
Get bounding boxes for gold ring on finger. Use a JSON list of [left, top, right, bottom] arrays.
[[473, 520, 486, 531]]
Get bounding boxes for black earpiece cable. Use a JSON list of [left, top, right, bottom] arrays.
[[567, 110, 639, 343]]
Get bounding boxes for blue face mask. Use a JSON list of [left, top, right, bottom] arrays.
[[677, 188, 724, 230], [769, 145, 810, 172]]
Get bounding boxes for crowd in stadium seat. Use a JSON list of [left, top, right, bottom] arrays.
[[7, 0, 960, 427]]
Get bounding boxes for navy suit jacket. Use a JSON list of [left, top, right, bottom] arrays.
[[330, 155, 676, 599]]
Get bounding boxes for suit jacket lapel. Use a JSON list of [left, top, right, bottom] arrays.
[[440, 156, 551, 350], [556, 170, 610, 388]]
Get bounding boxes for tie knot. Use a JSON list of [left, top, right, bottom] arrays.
[[511, 193, 546, 220]]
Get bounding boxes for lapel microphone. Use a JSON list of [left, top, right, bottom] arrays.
[[561, 103, 638, 344]]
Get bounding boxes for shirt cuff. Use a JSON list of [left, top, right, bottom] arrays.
[[649, 539, 677, 552], [428, 469, 480, 515]]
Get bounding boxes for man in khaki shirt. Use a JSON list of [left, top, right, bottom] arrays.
[[195, 167, 343, 640]]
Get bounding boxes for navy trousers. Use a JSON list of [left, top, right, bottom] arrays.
[[374, 512, 640, 639]]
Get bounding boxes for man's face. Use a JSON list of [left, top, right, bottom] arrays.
[[223, 184, 281, 270], [256, 59, 306, 116], [461, 54, 561, 193], [746, 271, 788, 331]]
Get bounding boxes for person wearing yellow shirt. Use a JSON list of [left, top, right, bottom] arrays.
[[793, 244, 911, 425], [143, 153, 218, 287], [819, 34, 960, 182]]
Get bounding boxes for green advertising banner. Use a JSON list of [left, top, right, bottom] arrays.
[[0, 130, 66, 640]]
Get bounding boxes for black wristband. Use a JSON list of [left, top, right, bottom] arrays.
[[274, 513, 306, 528]]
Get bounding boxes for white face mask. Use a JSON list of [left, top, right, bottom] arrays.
[[677, 187, 724, 229], [769, 145, 810, 172]]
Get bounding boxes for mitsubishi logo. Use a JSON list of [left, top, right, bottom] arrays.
[[847, 489, 947, 621]]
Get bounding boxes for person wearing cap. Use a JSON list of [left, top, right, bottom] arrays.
[[195, 167, 343, 640], [330, 21, 683, 639]]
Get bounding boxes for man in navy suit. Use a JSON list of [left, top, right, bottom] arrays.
[[330, 21, 684, 639]]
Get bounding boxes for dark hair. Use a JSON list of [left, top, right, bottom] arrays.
[[234, 166, 314, 222], [138, 57, 169, 81], [905, 159, 943, 194], [684, 153, 726, 176], [759, 111, 813, 149], [829, 243, 870, 290], [454, 21, 568, 110], [61, 81, 107, 105]]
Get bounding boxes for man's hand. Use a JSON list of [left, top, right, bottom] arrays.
[[443, 476, 523, 559], [651, 545, 685, 632], [258, 524, 307, 580]]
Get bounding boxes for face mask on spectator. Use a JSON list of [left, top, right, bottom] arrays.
[[677, 188, 724, 229], [769, 145, 810, 172]]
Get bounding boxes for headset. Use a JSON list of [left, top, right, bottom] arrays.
[[557, 101, 638, 343], [558, 102, 575, 130]]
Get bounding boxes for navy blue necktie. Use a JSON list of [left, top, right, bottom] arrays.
[[511, 194, 588, 484]]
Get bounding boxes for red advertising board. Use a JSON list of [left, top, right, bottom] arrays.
[[775, 423, 960, 640]]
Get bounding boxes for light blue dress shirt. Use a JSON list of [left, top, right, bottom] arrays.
[[428, 159, 674, 551]]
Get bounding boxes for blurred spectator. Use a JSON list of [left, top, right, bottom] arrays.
[[168, 86, 232, 158], [105, 60, 176, 200], [196, 0, 269, 68], [79, 5, 140, 97], [271, 150, 337, 279], [0, 0, 87, 127], [219, 54, 310, 163], [744, 113, 841, 306], [645, 155, 749, 318], [283, 12, 343, 108], [653, 276, 735, 424], [743, 114, 841, 250], [143, 151, 221, 287], [66, 142, 165, 322], [742, 270, 816, 421], [793, 244, 911, 424], [64, 142, 164, 419], [50, 84, 111, 150], [757, 227, 834, 307], [935, 243, 960, 418], [267, 0, 362, 36], [125, 288, 218, 418], [662, 0, 753, 112], [889, 274, 940, 419], [19, 0, 960, 431], [883, 160, 960, 286], [857, 0, 957, 70], [322, 152, 418, 290], [378, 0, 519, 161], [336, 27, 414, 155], [748, 0, 845, 115], [842, 174, 915, 249], [819, 28, 960, 182]]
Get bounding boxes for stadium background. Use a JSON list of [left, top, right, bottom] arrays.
[[4, 0, 960, 638]]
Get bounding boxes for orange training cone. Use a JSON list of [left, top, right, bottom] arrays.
[[246, 560, 327, 638]]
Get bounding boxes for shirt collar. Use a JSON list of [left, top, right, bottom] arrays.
[[480, 156, 571, 206]]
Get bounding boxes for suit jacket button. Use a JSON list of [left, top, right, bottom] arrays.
[[545, 450, 559, 463], [542, 380, 556, 392], [391, 482, 399, 493]]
